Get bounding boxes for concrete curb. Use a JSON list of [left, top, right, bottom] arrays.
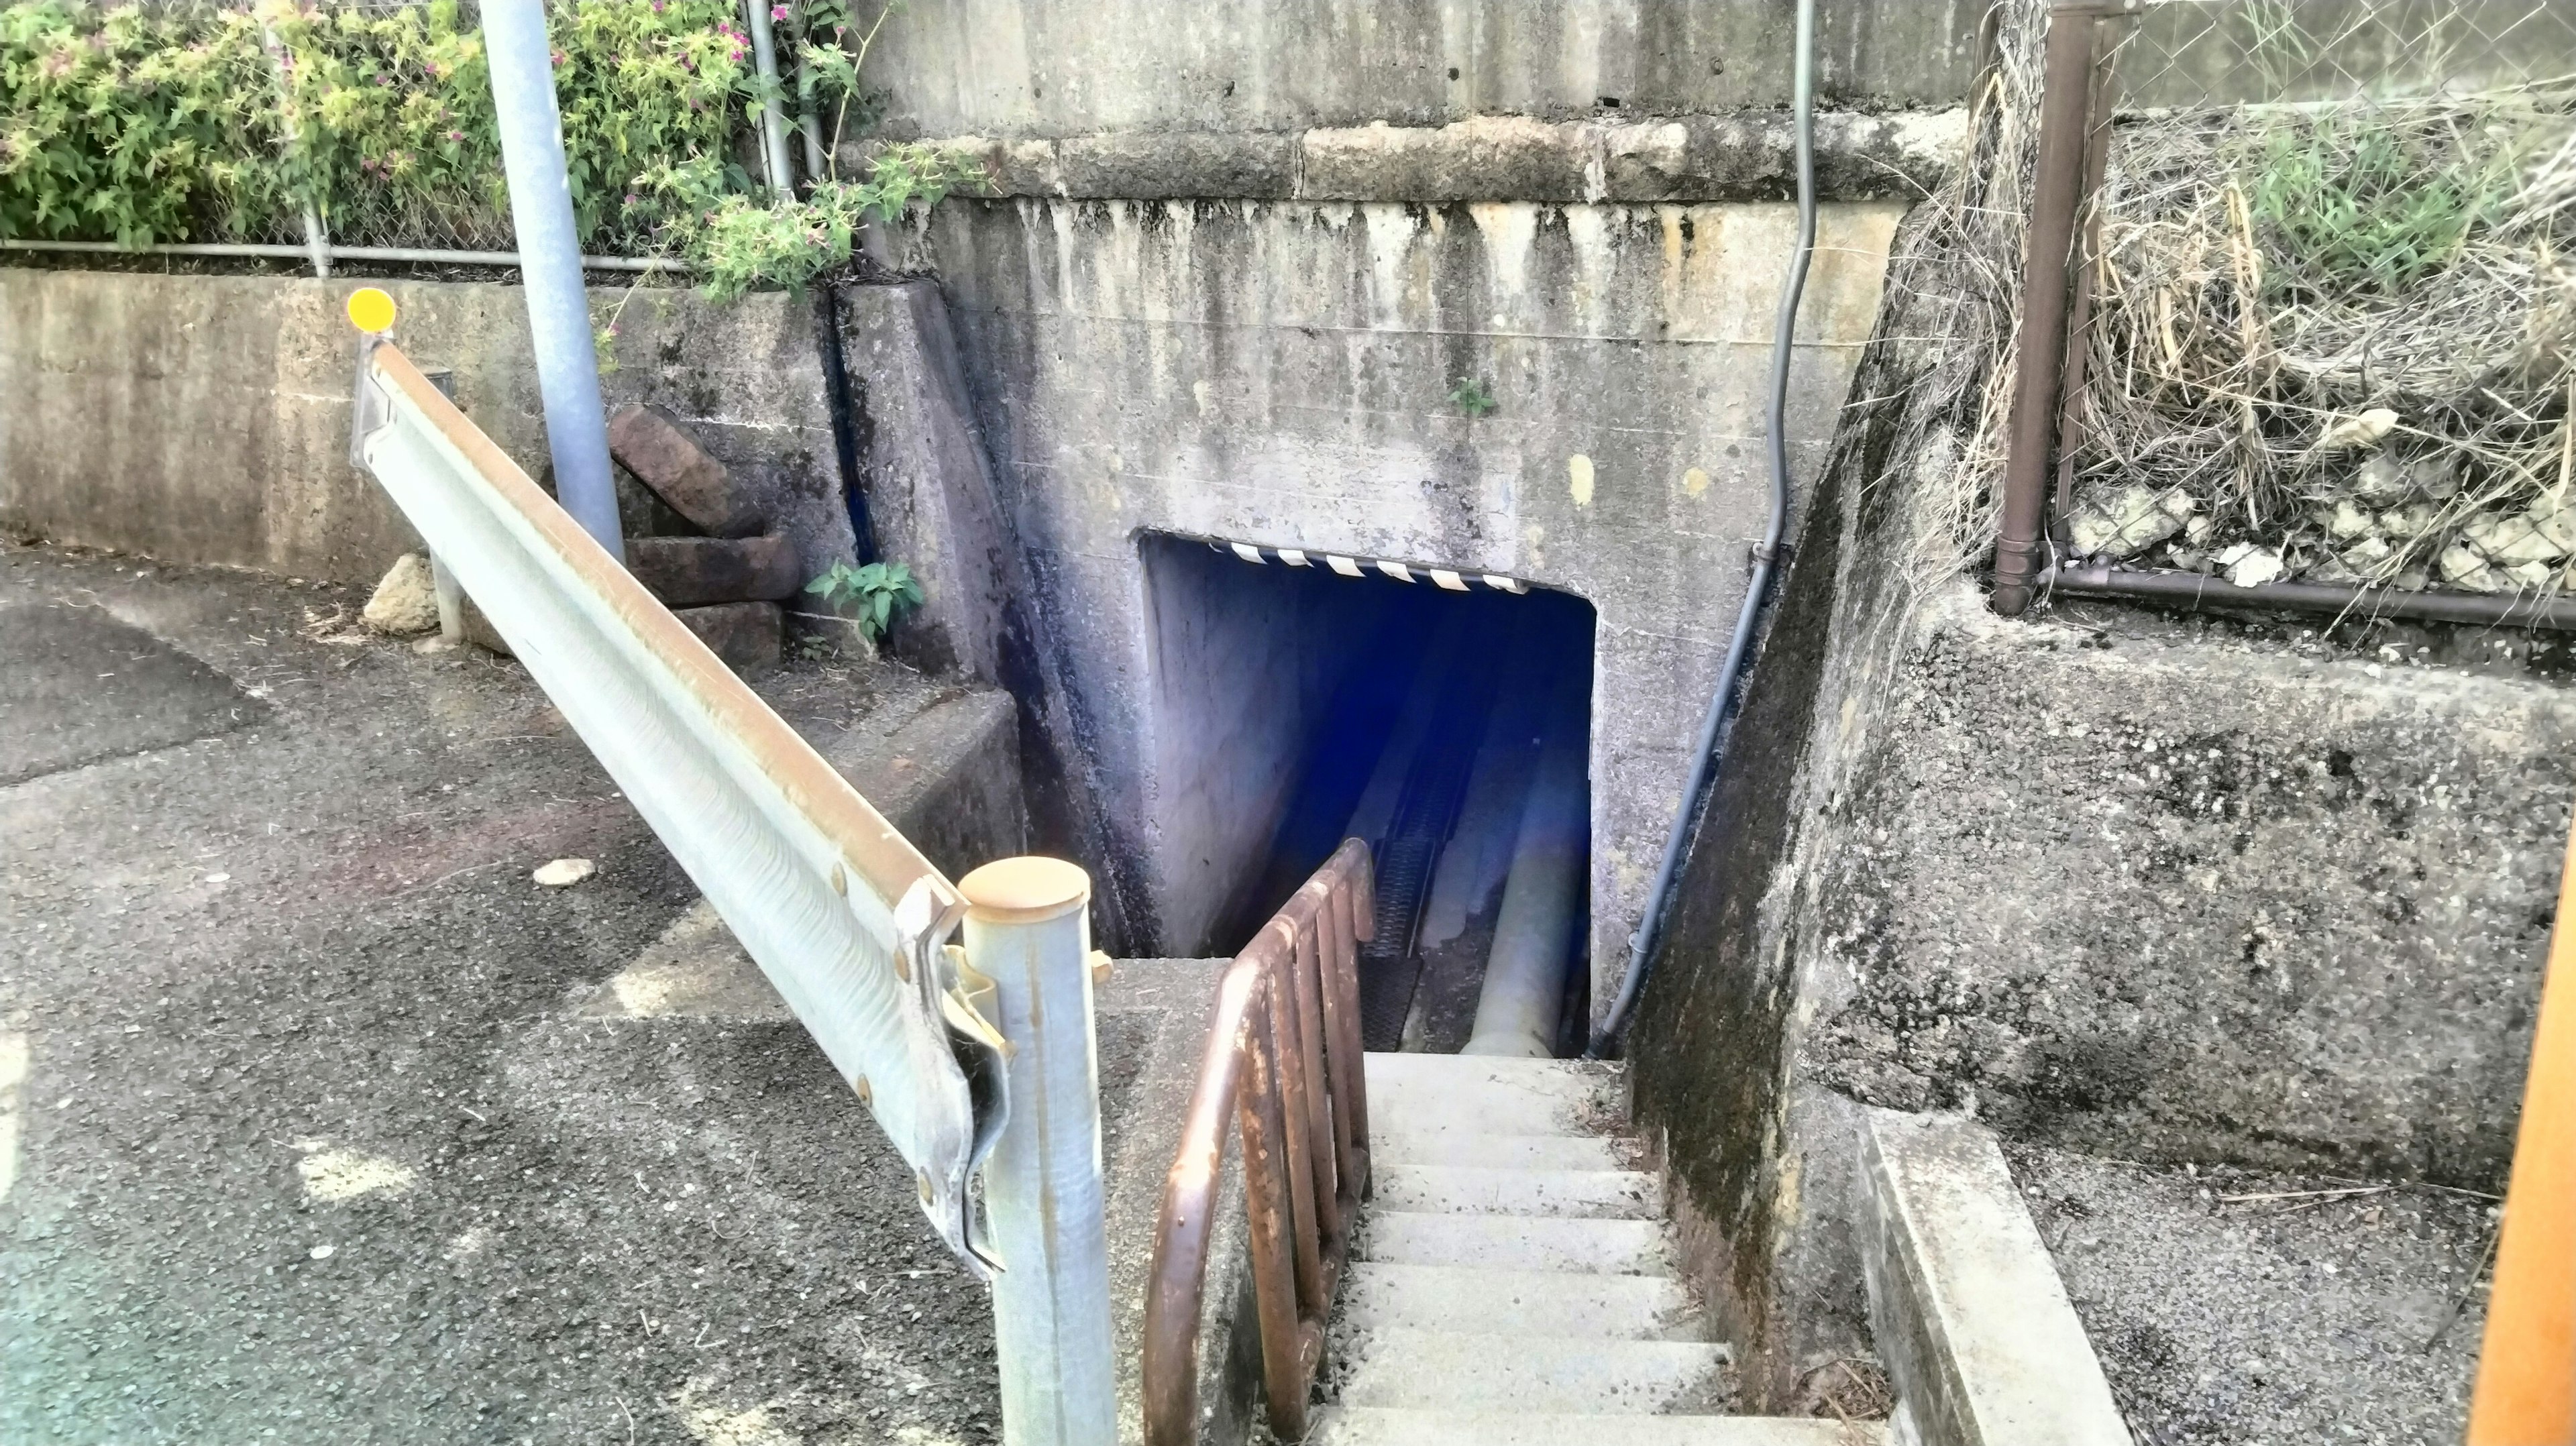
[[1860, 1109, 2132, 1446]]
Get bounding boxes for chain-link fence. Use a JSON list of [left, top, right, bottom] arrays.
[[2010, 0, 2576, 616]]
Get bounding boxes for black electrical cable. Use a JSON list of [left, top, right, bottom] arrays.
[[1589, 0, 1817, 1058]]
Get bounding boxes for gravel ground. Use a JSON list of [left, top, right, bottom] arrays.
[[0, 544, 1006, 1445], [2009, 1143, 2496, 1446]]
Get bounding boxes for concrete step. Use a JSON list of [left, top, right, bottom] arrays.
[[1372, 1129, 1630, 1172], [1309, 1408, 1884, 1446], [1361, 1211, 1674, 1276], [1337, 1262, 1704, 1341], [1372, 1164, 1659, 1219], [1332, 1329, 1726, 1413], [1364, 1052, 1623, 1137]]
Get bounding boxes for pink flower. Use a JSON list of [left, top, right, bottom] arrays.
[[447, 129, 465, 142], [771, 4, 788, 18]]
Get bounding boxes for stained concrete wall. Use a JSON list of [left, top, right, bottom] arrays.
[[859, 0, 1984, 136], [1631, 207, 2571, 1405], [892, 194, 1904, 975], [0, 270, 855, 586]]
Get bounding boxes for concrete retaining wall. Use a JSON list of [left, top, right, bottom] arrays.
[[892, 193, 1904, 975], [857, 0, 1982, 136], [0, 270, 856, 587]]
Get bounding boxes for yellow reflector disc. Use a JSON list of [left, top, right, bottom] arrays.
[[344, 287, 397, 335]]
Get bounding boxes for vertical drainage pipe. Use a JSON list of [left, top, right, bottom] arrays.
[[484, 0, 623, 559], [961, 856, 1118, 1446], [1990, 1, 2116, 616], [1587, 0, 1815, 1058], [1464, 700, 1590, 1058]]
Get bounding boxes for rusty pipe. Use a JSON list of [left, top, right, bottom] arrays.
[[1993, 1, 2128, 615], [2047, 564, 2576, 632]]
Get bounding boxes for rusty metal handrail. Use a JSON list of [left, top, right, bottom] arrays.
[[1142, 839, 1375, 1446]]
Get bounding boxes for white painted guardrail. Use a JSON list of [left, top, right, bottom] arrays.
[[346, 337, 1013, 1271]]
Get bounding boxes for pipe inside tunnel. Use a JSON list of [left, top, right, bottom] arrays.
[[1142, 534, 1595, 1055]]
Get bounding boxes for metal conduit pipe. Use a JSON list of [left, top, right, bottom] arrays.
[[0, 238, 683, 273], [485, 0, 623, 558], [2049, 563, 2576, 631], [1587, 0, 1816, 1058], [1463, 700, 1591, 1058], [741, 0, 800, 194]]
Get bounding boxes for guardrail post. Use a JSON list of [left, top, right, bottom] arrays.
[[959, 857, 1118, 1446]]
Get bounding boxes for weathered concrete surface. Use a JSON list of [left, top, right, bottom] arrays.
[[1629, 194, 2567, 1423], [0, 543, 1022, 1443], [1860, 1111, 2130, 1446], [837, 278, 1152, 949], [899, 194, 1904, 973], [872, 110, 1966, 205], [1805, 584, 2567, 1188], [2009, 1143, 2489, 1445], [0, 595, 270, 787], [0, 271, 855, 588], [859, 0, 1982, 137]]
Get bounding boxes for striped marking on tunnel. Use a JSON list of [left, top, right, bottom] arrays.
[[1195, 537, 1532, 596]]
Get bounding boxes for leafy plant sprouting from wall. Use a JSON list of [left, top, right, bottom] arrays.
[[804, 559, 924, 646]]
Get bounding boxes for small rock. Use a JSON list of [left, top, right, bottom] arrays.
[[2312, 407, 2400, 453], [2438, 543, 2507, 592], [2504, 559, 2557, 590], [2465, 512, 2565, 566], [2067, 483, 2186, 560], [2410, 455, 2463, 500], [2530, 493, 2576, 553], [533, 858, 597, 888], [2351, 454, 2410, 505], [2167, 546, 2212, 572], [361, 553, 441, 636], [2340, 535, 2394, 573], [2323, 499, 2377, 541], [309, 1243, 335, 1261], [2224, 545, 2285, 588], [2379, 502, 2438, 539]]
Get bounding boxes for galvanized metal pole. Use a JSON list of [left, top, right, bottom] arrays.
[[959, 857, 1117, 1446], [483, 0, 623, 560], [741, 0, 800, 193]]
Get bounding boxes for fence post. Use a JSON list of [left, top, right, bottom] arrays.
[[959, 857, 1118, 1446], [257, 21, 332, 279]]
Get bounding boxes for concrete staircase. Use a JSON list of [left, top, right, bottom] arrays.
[[1309, 1054, 1881, 1446]]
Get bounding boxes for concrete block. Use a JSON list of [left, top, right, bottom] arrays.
[[1860, 1109, 2131, 1446], [673, 601, 782, 675], [1309, 1408, 1884, 1446], [1330, 1329, 1725, 1413], [606, 404, 767, 539], [1336, 1262, 1703, 1341], [1361, 1211, 1673, 1276], [1369, 1165, 1659, 1220], [623, 533, 802, 606]]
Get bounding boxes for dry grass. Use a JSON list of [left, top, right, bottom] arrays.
[[1894, 3, 2576, 600], [2069, 82, 2576, 592]]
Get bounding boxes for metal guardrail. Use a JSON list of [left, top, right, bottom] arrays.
[[1142, 839, 1375, 1446], [346, 337, 1009, 1270]]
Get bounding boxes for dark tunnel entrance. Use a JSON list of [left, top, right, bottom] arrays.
[[1142, 534, 1596, 1056]]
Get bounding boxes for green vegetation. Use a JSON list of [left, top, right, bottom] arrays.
[[804, 558, 922, 646], [0, 0, 981, 294], [2243, 109, 2519, 296], [1447, 376, 1497, 417]]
